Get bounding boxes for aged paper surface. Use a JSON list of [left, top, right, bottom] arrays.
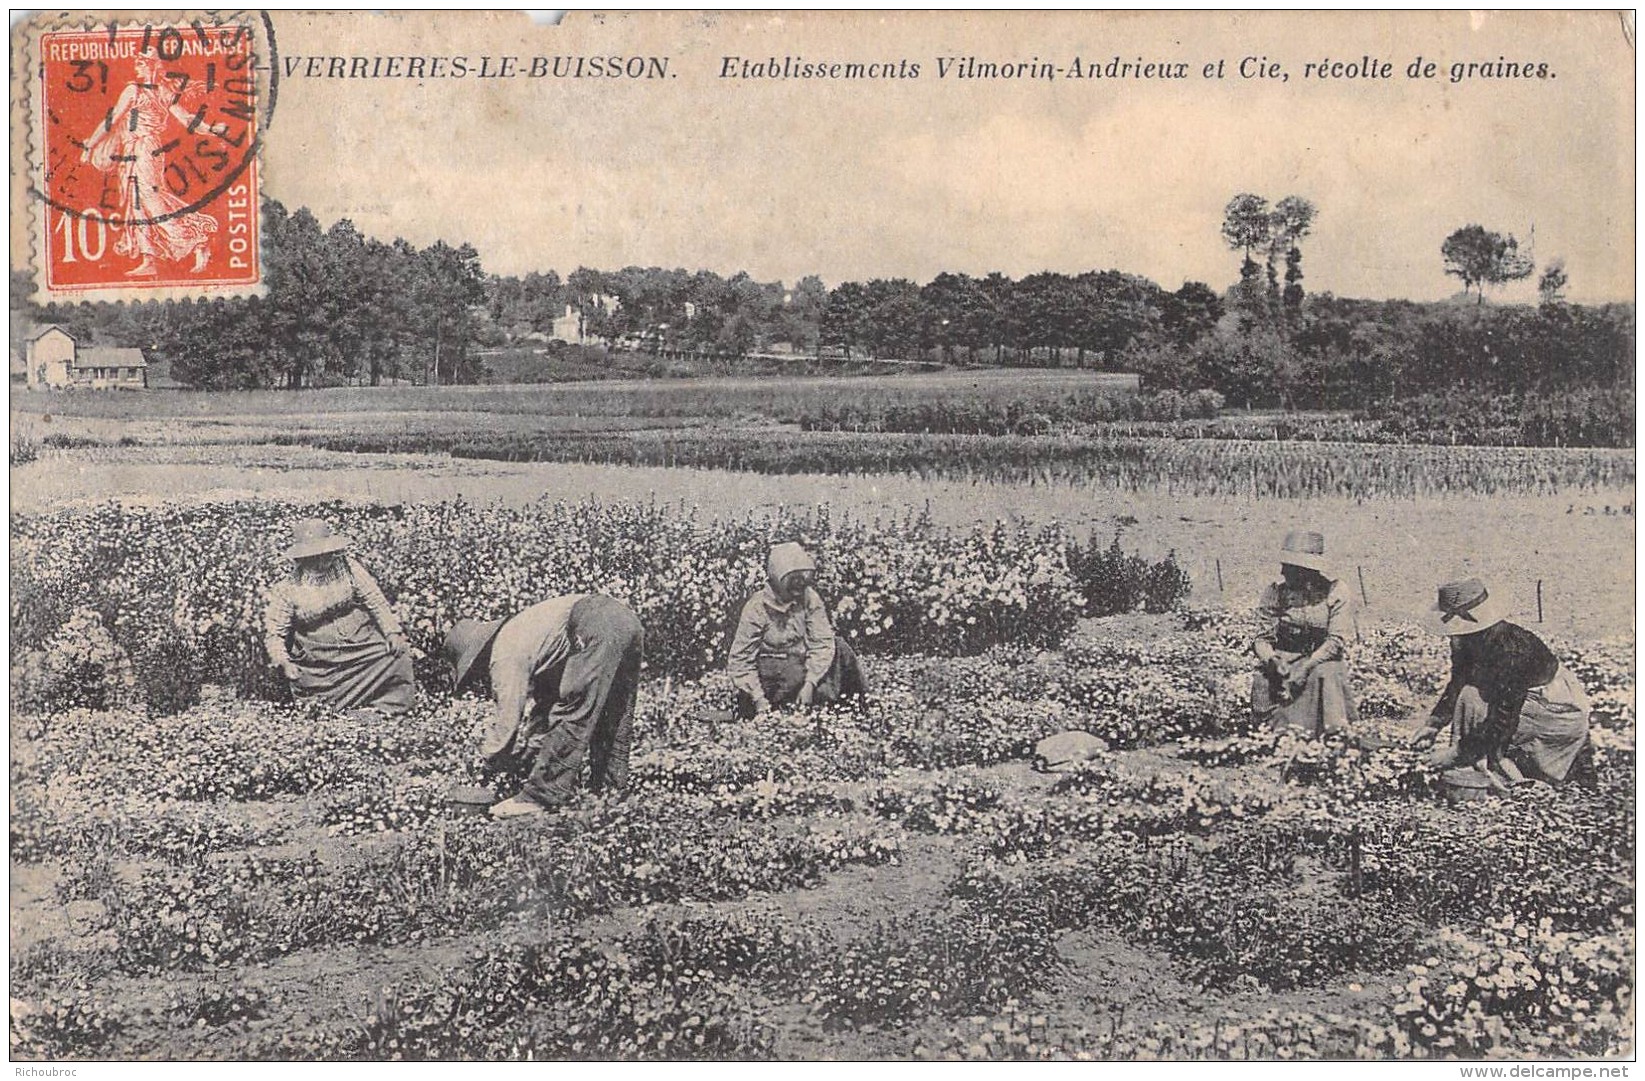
[[8, 10, 1636, 1065], [13, 11, 1635, 299]]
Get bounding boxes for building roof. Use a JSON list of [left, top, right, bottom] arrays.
[[28, 323, 74, 342], [75, 346, 147, 368]]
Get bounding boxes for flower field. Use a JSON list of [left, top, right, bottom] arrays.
[[8, 488, 1635, 1061], [12, 498, 1189, 713]]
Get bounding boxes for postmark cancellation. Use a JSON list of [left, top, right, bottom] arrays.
[[16, 11, 275, 302]]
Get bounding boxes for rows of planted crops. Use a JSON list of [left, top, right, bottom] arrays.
[[9, 498, 1634, 1059]]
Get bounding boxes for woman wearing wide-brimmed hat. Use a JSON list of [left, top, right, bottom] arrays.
[[263, 519, 414, 714], [1409, 577, 1591, 787], [727, 542, 868, 719], [1250, 530, 1359, 736]]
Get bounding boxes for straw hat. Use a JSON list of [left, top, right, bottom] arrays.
[[1424, 577, 1509, 636], [1277, 530, 1331, 575], [284, 518, 350, 561], [443, 617, 506, 691]]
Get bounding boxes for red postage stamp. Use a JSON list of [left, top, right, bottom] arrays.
[[25, 15, 271, 300]]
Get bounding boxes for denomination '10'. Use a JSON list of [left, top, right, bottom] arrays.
[[53, 208, 109, 263]]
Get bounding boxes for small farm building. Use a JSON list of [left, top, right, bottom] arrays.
[[25, 325, 148, 389]]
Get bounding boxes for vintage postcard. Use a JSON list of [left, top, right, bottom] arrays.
[[8, 9, 1636, 1065]]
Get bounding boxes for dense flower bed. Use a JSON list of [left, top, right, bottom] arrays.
[[1390, 921, 1633, 1057], [59, 801, 899, 980], [12, 500, 1194, 713], [953, 842, 1424, 993], [9, 599, 1634, 1061]]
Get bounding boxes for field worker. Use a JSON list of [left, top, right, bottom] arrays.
[[263, 519, 415, 714], [728, 542, 867, 718], [1250, 530, 1359, 736], [1409, 577, 1592, 788], [443, 594, 644, 819]]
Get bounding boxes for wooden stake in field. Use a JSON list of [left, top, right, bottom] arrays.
[[1537, 579, 1544, 623], [1356, 565, 1369, 607], [1215, 558, 1224, 595], [1349, 826, 1363, 898]]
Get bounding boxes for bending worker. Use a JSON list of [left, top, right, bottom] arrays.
[[1410, 576, 1592, 788], [443, 594, 644, 819]]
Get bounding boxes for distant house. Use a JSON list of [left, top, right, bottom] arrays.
[[25, 325, 75, 386], [25, 325, 148, 389], [550, 293, 620, 344]]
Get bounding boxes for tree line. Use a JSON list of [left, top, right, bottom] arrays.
[[1127, 199, 1633, 411], [1131, 294, 1634, 412], [11, 198, 1227, 384], [489, 265, 1221, 369], [10, 195, 1632, 414]]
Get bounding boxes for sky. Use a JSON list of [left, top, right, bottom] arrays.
[[22, 10, 1635, 304]]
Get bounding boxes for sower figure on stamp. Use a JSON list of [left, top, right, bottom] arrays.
[[444, 595, 645, 819], [78, 52, 226, 277]]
